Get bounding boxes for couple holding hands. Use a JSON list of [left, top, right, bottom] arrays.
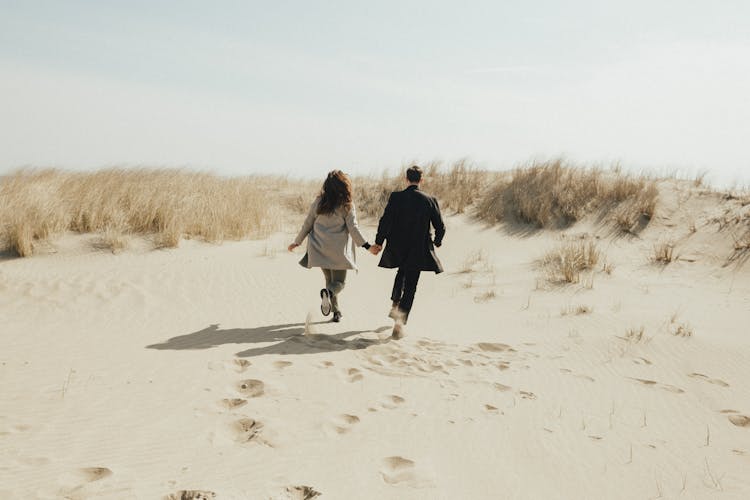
[[288, 166, 445, 339]]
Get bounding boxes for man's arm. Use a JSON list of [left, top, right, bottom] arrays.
[[375, 193, 396, 246], [430, 197, 445, 247]]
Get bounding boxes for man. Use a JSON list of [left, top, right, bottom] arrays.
[[369, 166, 446, 339]]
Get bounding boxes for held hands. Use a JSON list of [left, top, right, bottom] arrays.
[[368, 244, 382, 255], [287, 243, 299, 252]]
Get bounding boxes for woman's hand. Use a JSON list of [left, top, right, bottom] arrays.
[[287, 243, 299, 252]]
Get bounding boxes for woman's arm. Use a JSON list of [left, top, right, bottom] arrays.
[[344, 204, 368, 247], [289, 198, 318, 250]]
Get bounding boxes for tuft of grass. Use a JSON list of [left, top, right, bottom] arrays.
[[474, 289, 497, 303], [459, 249, 491, 274], [668, 314, 693, 338], [561, 304, 593, 316], [541, 240, 602, 284], [96, 227, 129, 253], [621, 326, 645, 343], [672, 323, 693, 337], [4, 218, 36, 257], [456, 248, 497, 300], [652, 241, 676, 264]]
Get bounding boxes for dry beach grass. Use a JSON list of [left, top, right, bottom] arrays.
[[476, 158, 658, 231], [0, 168, 280, 256], [2, 159, 747, 260]]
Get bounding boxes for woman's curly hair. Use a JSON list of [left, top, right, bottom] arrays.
[[317, 170, 353, 215]]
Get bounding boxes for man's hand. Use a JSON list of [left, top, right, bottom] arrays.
[[287, 243, 299, 252], [369, 244, 382, 255]]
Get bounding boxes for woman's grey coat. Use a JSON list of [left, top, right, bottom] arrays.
[[294, 197, 367, 270]]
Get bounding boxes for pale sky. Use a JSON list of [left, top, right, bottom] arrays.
[[2, 1, 749, 186]]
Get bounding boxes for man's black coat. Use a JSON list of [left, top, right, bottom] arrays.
[[375, 185, 445, 273]]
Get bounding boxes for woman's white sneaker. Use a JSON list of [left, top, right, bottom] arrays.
[[320, 288, 332, 316]]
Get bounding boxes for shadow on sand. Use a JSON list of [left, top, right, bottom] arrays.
[[146, 322, 392, 358]]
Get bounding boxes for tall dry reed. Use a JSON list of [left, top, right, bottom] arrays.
[[0, 168, 278, 256], [348, 160, 491, 219], [476, 158, 658, 230]]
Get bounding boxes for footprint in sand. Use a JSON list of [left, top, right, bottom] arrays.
[[559, 368, 595, 382], [518, 390, 537, 400], [77, 467, 112, 482], [220, 398, 247, 410], [58, 467, 113, 496], [659, 383, 684, 393], [274, 361, 293, 370], [233, 359, 251, 373], [688, 372, 730, 387], [234, 418, 267, 444], [167, 491, 216, 500], [380, 395, 406, 410], [380, 456, 434, 488], [318, 361, 334, 368], [476, 342, 516, 353], [274, 485, 321, 500], [728, 415, 750, 428], [628, 377, 685, 394], [494, 383, 513, 392], [484, 404, 502, 414], [325, 414, 361, 435], [341, 368, 364, 382], [493, 361, 511, 371], [0, 423, 32, 436], [236, 379, 264, 398]]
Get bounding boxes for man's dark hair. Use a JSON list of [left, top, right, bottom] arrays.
[[406, 166, 422, 183]]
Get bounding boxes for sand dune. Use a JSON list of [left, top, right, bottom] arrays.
[[1, 180, 749, 499]]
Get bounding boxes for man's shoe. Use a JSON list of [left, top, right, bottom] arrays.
[[391, 322, 405, 340], [332, 311, 342, 323], [320, 288, 332, 316], [391, 307, 409, 340], [390, 307, 409, 325], [388, 300, 400, 320]]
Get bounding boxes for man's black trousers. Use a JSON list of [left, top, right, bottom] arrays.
[[390, 266, 421, 315]]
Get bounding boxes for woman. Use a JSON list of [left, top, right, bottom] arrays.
[[288, 170, 373, 322]]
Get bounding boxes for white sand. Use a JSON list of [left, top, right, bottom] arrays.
[[1, 183, 749, 499]]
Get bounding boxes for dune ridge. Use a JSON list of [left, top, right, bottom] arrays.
[[0, 166, 749, 499]]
